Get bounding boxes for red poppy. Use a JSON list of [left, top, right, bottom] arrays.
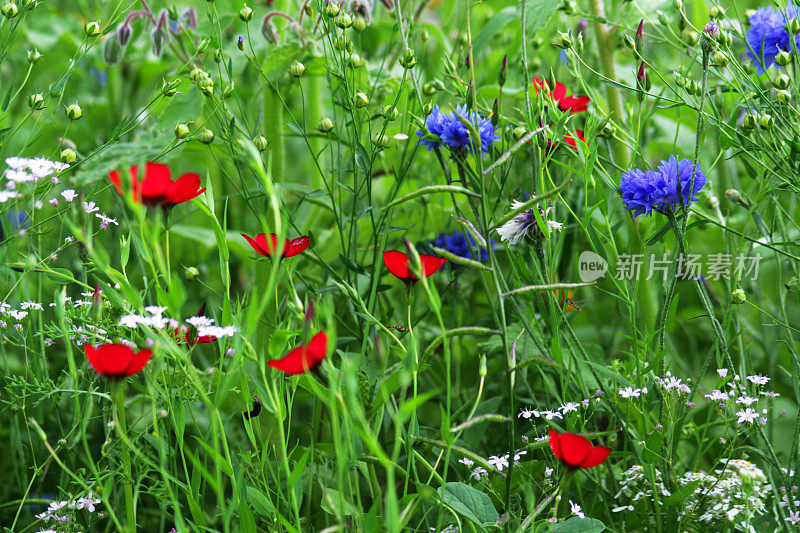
[[383, 251, 447, 284], [563, 130, 586, 149], [241, 232, 310, 259], [548, 429, 610, 470], [268, 331, 328, 375], [108, 162, 205, 209], [167, 325, 217, 345], [533, 77, 590, 113], [84, 343, 152, 379]]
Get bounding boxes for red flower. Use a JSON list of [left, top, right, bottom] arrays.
[[548, 429, 610, 470], [84, 343, 152, 379], [563, 129, 586, 149], [108, 162, 205, 209], [383, 251, 447, 284], [268, 331, 328, 375], [241, 232, 310, 259], [532, 77, 590, 113]]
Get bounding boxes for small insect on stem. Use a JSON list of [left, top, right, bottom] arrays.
[[245, 397, 262, 419]]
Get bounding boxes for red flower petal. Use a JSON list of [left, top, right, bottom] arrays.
[[108, 170, 124, 195], [420, 254, 447, 277], [548, 428, 562, 462], [283, 235, 311, 258], [268, 331, 328, 375], [95, 344, 136, 377], [563, 130, 585, 149], [383, 251, 412, 281], [561, 95, 590, 113], [84, 344, 106, 375], [125, 349, 152, 376], [168, 172, 205, 205], [552, 81, 567, 101], [241, 233, 268, 257], [579, 445, 611, 468], [140, 162, 173, 205], [557, 432, 593, 467]]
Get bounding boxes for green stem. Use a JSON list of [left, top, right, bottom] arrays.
[[113, 383, 135, 532], [264, 85, 285, 181]]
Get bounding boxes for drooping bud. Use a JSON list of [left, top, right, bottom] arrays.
[[65, 102, 82, 120], [175, 123, 190, 139], [261, 15, 280, 44], [151, 10, 171, 57], [239, 4, 254, 22], [317, 117, 334, 132], [635, 19, 644, 54], [198, 129, 215, 144], [60, 148, 77, 164], [498, 54, 507, 87], [552, 30, 573, 49], [84, 20, 102, 37], [116, 21, 133, 46], [181, 7, 198, 30], [103, 36, 122, 64], [290, 60, 306, 77], [254, 135, 269, 151], [380, 0, 394, 8], [27, 48, 42, 64], [1, 2, 19, 18], [353, 91, 369, 108], [28, 93, 44, 110]]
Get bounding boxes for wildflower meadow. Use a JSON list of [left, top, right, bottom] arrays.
[[3, 0, 800, 531]]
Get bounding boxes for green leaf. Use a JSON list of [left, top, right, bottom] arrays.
[[663, 479, 702, 506], [439, 482, 500, 527], [549, 517, 606, 532], [473, 7, 516, 53], [518, 0, 559, 35]]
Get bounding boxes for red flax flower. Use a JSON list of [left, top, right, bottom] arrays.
[[108, 162, 205, 209], [84, 343, 152, 379], [241, 233, 310, 259], [268, 331, 328, 375], [532, 77, 590, 113], [383, 251, 447, 285], [549, 429, 610, 470]]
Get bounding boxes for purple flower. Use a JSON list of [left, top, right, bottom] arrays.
[[747, 3, 800, 74], [416, 104, 495, 153], [430, 230, 493, 262], [619, 156, 705, 218]]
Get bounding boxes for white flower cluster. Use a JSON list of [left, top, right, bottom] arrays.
[[118, 306, 237, 340], [703, 369, 780, 427], [655, 372, 691, 394], [35, 493, 102, 524], [459, 450, 527, 480], [4, 157, 68, 189], [517, 397, 594, 421]]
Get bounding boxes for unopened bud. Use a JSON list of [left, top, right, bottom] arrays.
[[709, 5, 723, 20], [175, 123, 190, 139], [84, 20, 102, 37], [373, 133, 390, 149], [335, 13, 353, 28], [65, 103, 82, 120], [117, 22, 133, 47], [683, 31, 699, 46], [324, 2, 340, 17], [150, 10, 170, 57], [732, 288, 746, 304], [789, 18, 800, 35], [711, 51, 728, 67], [400, 47, 416, 69], [422, 101, 433, 115], [181, 7, 198, 29], [60, 148, 77, 164], [353, 91, 369, 108], [553, 30, 573, 49], [261, 16, 280, 45], [317, 117, 334, 132], [197, 38, 210, 53], [223, 82, 235, 98], [290, 60, 306, 77], [103, 36, 122, 64], [254, 135, 268, 151], [657, 10, 669, 26], [349, 53, 364, 68], [383, 105, 399, 120], [198, 129, 214, 144], [185, 266, 199, 281], [27, 48, 41, 64], [775, 50, 792, 67], [353, 16, 367, 32], [725, 189, 749, 207], [498, 54, 508, 86], [239, 4, 253, 22], [742, 113, 756, 129], [775, 73, 791, 89], [776, 89, 791, 104], [214, 49, 223, 62], [28, 93, 44, 110], [600, 122, 617, 139], [1, 2, 18, 18]]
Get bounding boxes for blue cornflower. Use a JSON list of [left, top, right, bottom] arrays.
[[431, 230, 494, 262], [746, 3, 800, 74], [619, 156, 706, 218], [417, 104, 496, 153]]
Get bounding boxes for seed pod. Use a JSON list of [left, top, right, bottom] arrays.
[[758, 114, 774, 130], [383, 105, 399, 120], [373, 133, 389, 148], [711, 51, 728, 67], [353, 16, 367, 32], [334, 13, 353, 28], [223, 82, 235, 98], [732, 288, 746, 304], [324, 2, 340, 17], [776, 89, 791, 104], [775, 50, 792, 66], [400, 47, 416, 69], [27, 48, 42, 64], [683, 31, 699, 46], [162, 79, 181, 96], [552, 30, 573, 49], [254, 135, 268, 151]]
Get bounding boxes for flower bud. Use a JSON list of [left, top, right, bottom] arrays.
[[622, 34, 635, 50], [512, 126, 527, 140], [197, 38, 210, 53], [317, 117, 334, 132], [254, 135, 269, 151], [758, 114, 774, 130], [742, 113, 756, 129], [324, 2, 340, 17], [175, 123, 190, 139], [353, 16, 367, 32], [349, 53, 364, 68], [789, 18, 800, 35], [28, 93, 44, 110], [150, 10, 170, 57], [725, 189, 749, 208], [84, 20, 102, 37], [103, 37, 122, 64], [27, 48, 41, 64], [60, 148, 77, 164], [683, 31, 699, 46], [373, 133, 390, 148], [498, 54, 507, 86], [383, 105, 399, 120], [600, 122, 617, 139], [198, 129, 215, 144], [189, 68, 204, 81], [117, 22, 133, 46], [774, 73, 790, 90], [776, 89, 791, 104], [185, 266, 200, 281], [290, 60, 306, 77], [1, 2, 18, 17], [335, 13, 353, 28], [214, 49, 223, 62], [673, 71, 685, 87], [353, 91, 369, 108], [709, 5, 722, 20], [775, 50, 792, 67], [333, 35, 351, 51], [223, 82, 235, 98], [711, 51, 728, 67], [552, 30, 573, 49], [181, 7, 198, 30], [162, 79, 181, 96], [732, 288, 746, 304], [400, 47, 416, 69], [65, 103, 82, 120], [422, 101, 433, 115], [239, 4, 254, 22], [422, 81, 437, 96], [657, 10, 669, 26], [261, 16, 280, 45]]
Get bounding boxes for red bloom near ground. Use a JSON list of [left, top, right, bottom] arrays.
[[532, 77, 591, 113], [241, 232, 310, 259], [84, 343, 152, 379], [268, 331, 328, 375], [383, 251, 447, 284], [549, 429, 610, 470], [108, 162, 205, 209]]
